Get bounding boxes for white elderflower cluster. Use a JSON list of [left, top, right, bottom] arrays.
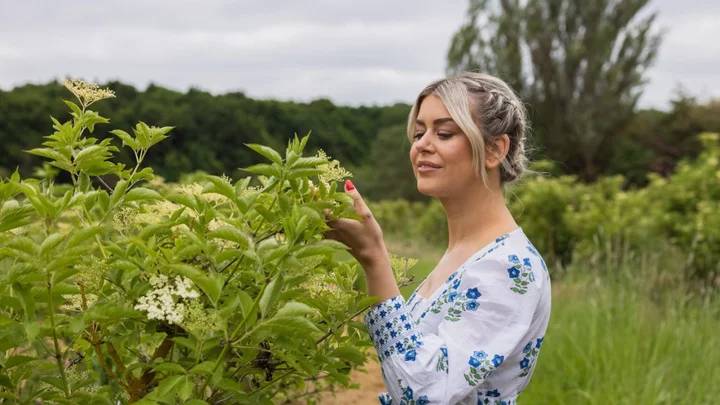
[[300, 273, 352, 309], [134, 275, 200, 324], [60, 293, 98, 311], [176, 183, 228, 205], [316, 150, 352, 184], [181, 300, 221, 336], [62, 78, 115, 108], [113, 199, 189, 232]]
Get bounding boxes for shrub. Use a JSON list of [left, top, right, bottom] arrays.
[[0, 80, 400, 404]]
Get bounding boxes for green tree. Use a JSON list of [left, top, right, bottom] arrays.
[[447, 0, 663, 180]]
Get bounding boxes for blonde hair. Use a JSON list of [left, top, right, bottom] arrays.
[[407, 72, 530, 186]]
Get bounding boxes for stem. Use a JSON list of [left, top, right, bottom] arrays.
[[47, 278, 71, 397], [248, 369, 294, 398]]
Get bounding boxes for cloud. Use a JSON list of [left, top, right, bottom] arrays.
[[1, 0, 718, 108]]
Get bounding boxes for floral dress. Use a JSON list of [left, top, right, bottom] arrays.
[[364, 228, 551, 404]]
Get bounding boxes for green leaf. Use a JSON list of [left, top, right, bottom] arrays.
[[65, 226, 105, 249], [12, 282, 35, 322], [40, 233, 65, 257], [0, 200, 35, 232], [177, 376, 193, 401], [110, 129, 138, 151], [275, 301, 315, 318], [189, 361, 215, 376], [156, 375, 185, 397], [110, 180, 128, 208], [330, 346, 366, 364], [255, 316, 321, 339], [246, 143, 283, 165], [125, 187, 162, 202], [295, 239, 349, 259], [259, 274, 283, 317], [207, 226, 250, 249], [288, 156, 326, 169], [184, 401, 209, 405], [241, 163, 281, 178], [63, 99, 82, 117], [236, 289, 255, 321], [4, 355, 36, 369], [153, 362, 186, 375], [40, 376, 66, 392]]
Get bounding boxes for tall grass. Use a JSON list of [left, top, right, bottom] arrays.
[[521, 250, 720, 404]]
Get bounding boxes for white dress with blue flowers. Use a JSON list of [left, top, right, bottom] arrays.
[[364, 228, 551, 404]]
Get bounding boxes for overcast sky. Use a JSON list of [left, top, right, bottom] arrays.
[[1, 0, 718, 109]]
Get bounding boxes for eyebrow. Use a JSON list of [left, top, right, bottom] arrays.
[[415, 117, 455, 126]]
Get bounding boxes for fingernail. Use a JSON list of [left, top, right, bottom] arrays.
[[345, 180, 355, 191]]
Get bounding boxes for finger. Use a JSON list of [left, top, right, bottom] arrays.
[[344, 180, 373, 220]]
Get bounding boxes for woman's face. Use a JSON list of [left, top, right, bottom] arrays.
[[409, 94, 478, 198]]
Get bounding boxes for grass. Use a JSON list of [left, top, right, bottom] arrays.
[[522, 275, 720, 404]]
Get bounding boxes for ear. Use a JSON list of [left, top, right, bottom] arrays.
[[485, 134, 510, 170]]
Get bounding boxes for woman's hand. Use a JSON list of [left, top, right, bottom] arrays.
[[324, 180, 401, 303], [324, 180, 387, 266]]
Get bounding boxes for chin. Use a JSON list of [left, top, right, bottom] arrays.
[[416, 179, 444, 198]]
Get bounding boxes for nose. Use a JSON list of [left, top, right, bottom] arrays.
[[413, 132, 435, 154]]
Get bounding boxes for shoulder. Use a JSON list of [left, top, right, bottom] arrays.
[[461, 229, 549, 296]]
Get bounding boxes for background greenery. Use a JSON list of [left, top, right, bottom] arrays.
[[2, 0, 720, 403]]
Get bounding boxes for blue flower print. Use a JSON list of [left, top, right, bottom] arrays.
[[404, 350, 417, 362], [507, 254, 535, 295], [380, 310, 387, 317], [452, 278, 462, 289], [466, 300, 479, 311], [448, 291, 459, 302], [519, 337, 543, 377], [464, 351, 503, 387], [524, 342, 532, 353], [394, 302, 402, 310], [466, 287, 481, 299], [486, 389, 501, 397], [437, 346, 449, 372], [403, 386, 413, 400], [379, 392, 393, 405], [417, 395, 430, 405]]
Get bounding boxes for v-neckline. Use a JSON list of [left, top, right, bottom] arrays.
[[410, 228, 523, 304]]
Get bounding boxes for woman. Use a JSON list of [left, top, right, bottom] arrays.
[[325, 72, 551, 404]]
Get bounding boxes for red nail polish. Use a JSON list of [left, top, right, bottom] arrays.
[[345, 180, 355, 191]]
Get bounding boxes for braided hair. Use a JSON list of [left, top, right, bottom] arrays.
[[407, 72, 530, 187]]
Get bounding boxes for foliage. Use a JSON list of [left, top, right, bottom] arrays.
[[0, 80, 408, 404], [447, 0, 663, 180]]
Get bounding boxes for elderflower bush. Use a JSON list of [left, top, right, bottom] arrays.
[[0, 79, 402, 404]]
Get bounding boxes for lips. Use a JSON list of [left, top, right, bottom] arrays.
[[417, 160, 441, 169], [416, 160, 442, 174]]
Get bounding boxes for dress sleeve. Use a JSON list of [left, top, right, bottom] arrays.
[[364, 254, 541, 404]]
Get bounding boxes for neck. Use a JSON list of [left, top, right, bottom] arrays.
[[439, 182, 517, 251]]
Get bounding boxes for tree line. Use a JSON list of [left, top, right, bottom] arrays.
[[2, 0, 719, 201]]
